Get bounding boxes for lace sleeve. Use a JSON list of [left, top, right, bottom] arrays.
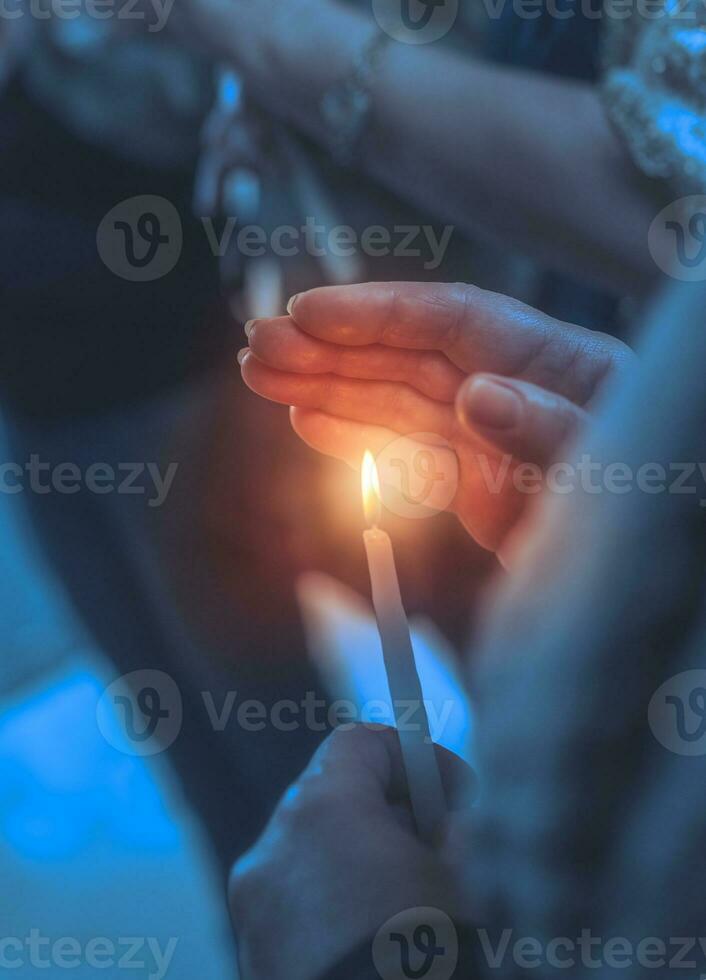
[[601, 1, 706, 196]]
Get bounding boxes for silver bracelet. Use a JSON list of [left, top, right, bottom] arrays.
[[320, 30, 390, 169]]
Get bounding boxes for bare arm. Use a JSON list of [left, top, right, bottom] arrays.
[[187, 0, 664, 294], [366, 47, 661, 294]]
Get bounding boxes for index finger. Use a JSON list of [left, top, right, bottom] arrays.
[[288, 282, 630, 405]]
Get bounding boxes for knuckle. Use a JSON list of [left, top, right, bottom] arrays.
[[423, 282, 476, 348], [324, 721, 373, 755], [378, 284, 405, 344], [419, 354, 449, 399], [276, 778, 330, 828], [383, 382, 409, 421], [318, 374, 338, 409]]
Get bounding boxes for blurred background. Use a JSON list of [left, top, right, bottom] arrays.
[[0, 4, 623, 975]]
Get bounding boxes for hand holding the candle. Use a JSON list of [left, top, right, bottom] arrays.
[[229, 725, 475, 980], [239, 282, 634, 555]]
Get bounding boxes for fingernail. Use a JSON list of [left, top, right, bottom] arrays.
[[287, 294, 299, 317], [244, 319, 256, 338], [237, 348, 249, 366], [464, 377, 521, 430]]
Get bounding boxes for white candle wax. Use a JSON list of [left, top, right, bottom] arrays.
[[364, 527, 447, 844]]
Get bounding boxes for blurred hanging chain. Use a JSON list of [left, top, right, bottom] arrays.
[[193, 47, 385, 321]]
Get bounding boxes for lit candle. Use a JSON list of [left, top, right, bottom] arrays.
[[361, 451, 447, 844]]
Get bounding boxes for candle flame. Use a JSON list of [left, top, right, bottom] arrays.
[[361, 450, 382, 527]]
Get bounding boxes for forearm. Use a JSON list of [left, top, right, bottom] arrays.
[[210, 3, 662, 294], [364, 46, 661, 295]]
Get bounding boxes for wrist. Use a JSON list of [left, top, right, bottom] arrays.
[[239, 3, 376, 134]]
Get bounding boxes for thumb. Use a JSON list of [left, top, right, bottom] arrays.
[[457, 373, 589, 465]]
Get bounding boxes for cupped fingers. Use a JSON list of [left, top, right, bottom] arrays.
[[293, 408, 530, 556], [247, 318, 465, 403], [287, 283, 633, 406], [240, 351, 457, 440], [290, 409, 400, 470], [291, 409, 462, 519]]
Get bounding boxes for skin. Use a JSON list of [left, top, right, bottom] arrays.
[[229, 281, 706, 980], [229, 725, 476, 980], [239, 281, 634, 557], [177, 0, 669, 293]]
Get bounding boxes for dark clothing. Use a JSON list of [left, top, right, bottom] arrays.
[[319, 922, 482, 980], [0, 78, 225, 422]]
